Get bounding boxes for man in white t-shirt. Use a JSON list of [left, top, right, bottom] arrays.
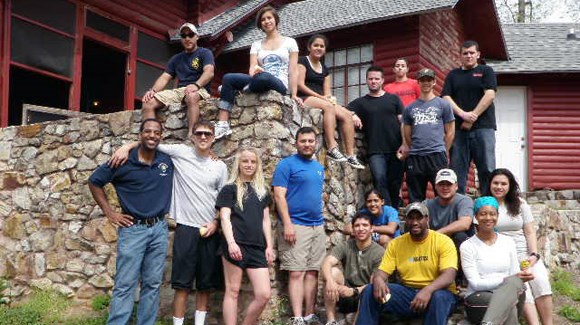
[[111, 121, 228, 325]]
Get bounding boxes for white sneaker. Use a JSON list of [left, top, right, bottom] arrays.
[[214, 121, 232, 139], [327, 146, 348, 162], [347, 156, 365, 169]]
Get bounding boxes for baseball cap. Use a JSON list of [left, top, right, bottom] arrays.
[[179, 23, 198, 35], [435, 168, 457, 184], [416, 68, 435, 79], [405, 202, 429, 218]]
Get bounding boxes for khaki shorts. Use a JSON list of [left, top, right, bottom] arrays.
[[154, 86, 210, 106], [278, 224, 326, 271]]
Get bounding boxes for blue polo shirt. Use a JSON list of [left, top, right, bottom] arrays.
[[89, 146, 174, 220], [272, 154, 324, 226]]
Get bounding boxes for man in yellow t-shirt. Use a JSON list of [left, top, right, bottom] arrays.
[[355, 202, 458, 325]]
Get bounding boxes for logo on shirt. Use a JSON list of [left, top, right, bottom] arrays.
[[262, 54, 283, 77], [473, 73, 483, 77], [158, 163, 169, 176], [409, 255, 429, 262], [191, 57, 201, 70], [411, 106, 440, 126]]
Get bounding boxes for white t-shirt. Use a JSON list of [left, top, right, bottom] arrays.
[[158, 144, 228, 227], [495, 199, 534, 259], [460, 234, 520, 297], [250, 36, 299, 90]]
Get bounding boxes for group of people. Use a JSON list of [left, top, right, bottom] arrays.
[[86, 4, 555, 325]]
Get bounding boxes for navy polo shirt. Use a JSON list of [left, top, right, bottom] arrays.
[[89, 146, 174, 220]]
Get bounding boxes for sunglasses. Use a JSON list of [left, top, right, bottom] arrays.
[[193, 131, 213, 138], [180, 32, 196, 39]]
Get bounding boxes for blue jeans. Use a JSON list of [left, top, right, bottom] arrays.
[[218, 72, 287, 110], [368, 153, 404, 208], [107, 220, 168, 325], [356, 283, 456, 325], [450, 128, 496, 195]]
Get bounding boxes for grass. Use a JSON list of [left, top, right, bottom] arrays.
[[0, 289, 70, 325], [552, 269, 580, 301], [551, 268, 580, 323]]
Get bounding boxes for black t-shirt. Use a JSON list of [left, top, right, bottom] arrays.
[[348, 93, 404, 155], [215, 183, 271, 248], [297, 56, 329, 97], [441, 64, 497, 130]]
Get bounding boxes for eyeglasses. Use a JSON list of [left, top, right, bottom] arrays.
[[193, 131, 214, 138], [180, 32, 196, 39]]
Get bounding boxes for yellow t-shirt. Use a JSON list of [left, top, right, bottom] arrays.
[[379, 230, 458, 293]]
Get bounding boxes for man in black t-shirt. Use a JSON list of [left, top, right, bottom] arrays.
[[349, 66, 407, 208], [442, 40, 497, 195]]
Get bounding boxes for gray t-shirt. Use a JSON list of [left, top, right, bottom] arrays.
[[330, 239, 385, 287], [403, 97, 454, 155], [159, 144, 227, 227], [424, 194, 473, 230]]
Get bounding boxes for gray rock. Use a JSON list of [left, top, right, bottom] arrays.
[[35, 150, 59, 175], [12, 187, 32, 210], [77, 155, 97, 171]]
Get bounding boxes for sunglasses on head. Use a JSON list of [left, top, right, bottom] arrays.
[[193, 131, 213, 137], [180, 32, 196, 39]]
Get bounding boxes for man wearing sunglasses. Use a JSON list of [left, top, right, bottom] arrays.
[[356, 202, 458, 325], [109, 121, 228, 325], [142, 23, 217, 139]]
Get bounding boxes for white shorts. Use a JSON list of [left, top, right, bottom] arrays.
[[524, 259, 553, 303]]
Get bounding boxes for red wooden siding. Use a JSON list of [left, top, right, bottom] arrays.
[[418, 10, 463, 93], [82, 0, 188, 36], [194, 0, 239, 25], [528, 82, 580, 190]]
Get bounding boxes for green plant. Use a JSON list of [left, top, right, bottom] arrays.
[[551, 269, 580, 301], [559, 305, 580, 322], [260, 295, 289, 325], [91, 294, 111, 311], [0, 289, 69, 325], [0, 278, 8, 306]]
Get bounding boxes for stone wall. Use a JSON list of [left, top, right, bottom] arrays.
[[0, 92, 371, 322], [1, 92, 578, 322]]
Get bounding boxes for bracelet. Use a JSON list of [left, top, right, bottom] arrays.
[[193, 82, 201, 90], [529, 252, 540, 260]]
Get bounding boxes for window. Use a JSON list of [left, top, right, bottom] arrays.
[[325, 44, 373, 106]]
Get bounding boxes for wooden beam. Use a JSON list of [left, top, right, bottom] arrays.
[[1, 0, 10, 127], [69, 3, 85, 112]]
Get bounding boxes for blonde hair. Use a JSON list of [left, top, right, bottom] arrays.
[[227, 147, 268, 210]]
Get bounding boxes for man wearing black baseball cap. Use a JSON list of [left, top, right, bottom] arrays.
[[402, 68, 455, 202], [141, 22, 218, 138]]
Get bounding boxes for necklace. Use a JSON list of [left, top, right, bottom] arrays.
[[307, 56, 322, 73]]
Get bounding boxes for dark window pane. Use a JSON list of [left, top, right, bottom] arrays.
[[136, 62, 164, 98], [12, 0, 75, 34], [138, 32, 178, 66], [86, 10, 129, 42], [9, 67, 70, 126], [11, 18, 74, 77]]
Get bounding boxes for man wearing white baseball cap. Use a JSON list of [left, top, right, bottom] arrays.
[[424, 168, 474, 250], [142, 22, 218, 138]]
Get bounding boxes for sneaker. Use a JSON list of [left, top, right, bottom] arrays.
[[304, 314, 322, 325], [289, 317, 306, 325], [327, 147, 348, 162], [325, 320, 345, 325], [347, 156, 365, 169], [214, 121, 232, 140]]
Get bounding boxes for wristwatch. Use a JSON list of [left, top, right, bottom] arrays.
[[352, 287, 359, 298], [529, 252, 540, 260]]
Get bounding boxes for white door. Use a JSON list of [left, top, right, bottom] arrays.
[[494, 86, 527, 190]]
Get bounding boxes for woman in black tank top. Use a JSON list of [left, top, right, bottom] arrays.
[[297, 34, 365, 170]]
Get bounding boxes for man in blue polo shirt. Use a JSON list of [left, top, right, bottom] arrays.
[[89, 118, 173, 325], [273, 126, 325, 325]]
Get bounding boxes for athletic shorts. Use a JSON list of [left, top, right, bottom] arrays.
[[278, 224, 326, 271], [524, 259, 552, 303], [154, 86, 210, 106], [222, 241, 268, 269], [171, 224, 223, 291]]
